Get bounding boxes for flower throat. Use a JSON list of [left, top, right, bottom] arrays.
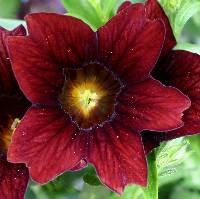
[[59, 63, 121, 129]]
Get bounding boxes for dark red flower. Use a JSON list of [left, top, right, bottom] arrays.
[[119, 0, 200, 154], [7, 2, 190, 194], [0, 26, 30, 199], [143, 50, 200, 153]]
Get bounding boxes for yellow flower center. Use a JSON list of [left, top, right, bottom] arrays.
[[0, 117, 20, 152], [78, 89, 98, 115], [59, 63, 121, 129], [71, 81, 106, 118]]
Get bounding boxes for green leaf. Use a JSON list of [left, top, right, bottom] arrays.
[[61, 0, 119, 30], [142, 150, 158, 199], [156, 138, 189, 178], [0, 0, 20, 18], [25, 186, 37, 199], [0, 18, 26, 30], [61, 0, 101, 30], [159, 0, 200, 40], [156, 138, 191, 189], [80, 184, 111, 199], [61, 0, 145, 30], [100, 0, 117, 19], [83, 173, 101, 186], [188, 134, 200, 160], [173, 0, 200, 39], [174, 43, 200, 55], [171, 189, 200, 199], [192, 11, 200, 27], [111, 186, 143, 199], [158, 143, 200, 199]]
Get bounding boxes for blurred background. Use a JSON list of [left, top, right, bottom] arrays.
[[0, 0, 200, 199], [0, 0, 65, 18]]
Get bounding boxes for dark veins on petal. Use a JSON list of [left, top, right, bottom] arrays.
[[144, 51, 200, 151], [117, 0, 176, 59]]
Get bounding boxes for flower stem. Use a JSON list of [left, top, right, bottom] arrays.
[[142, 149, 158, 199]]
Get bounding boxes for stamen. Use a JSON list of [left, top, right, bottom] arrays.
[[0, 117, 20, 151], [78, 89, 99, 116], [11, 118, 20, 130]]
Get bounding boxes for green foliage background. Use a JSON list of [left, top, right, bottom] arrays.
[[1, 0, 200, 198]]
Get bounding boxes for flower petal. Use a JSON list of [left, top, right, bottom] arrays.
[[145, 0, 176, 58], [0, 25, 26, 94], [88, 123, 147, 194], [116, 77, 190, 132], [141, 131, 165, 154], [141, 51, 200, 154], [8, 37, 64, 105], [155, 50, 200, 140], [8, 106, 87, 184], [0, 155, 29, 199], [25, 13, 97, 67], [117, 0, 176, 59], [98, 4, 165, 83], [117, 1, 132, 13]]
